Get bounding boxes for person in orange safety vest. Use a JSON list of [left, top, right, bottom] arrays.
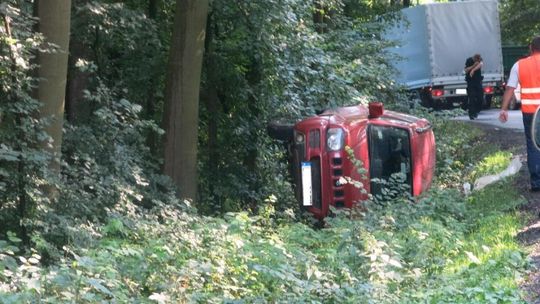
[[500, 36, 540, 191]]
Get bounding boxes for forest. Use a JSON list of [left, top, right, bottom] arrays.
[[1, 0, 539, 302]]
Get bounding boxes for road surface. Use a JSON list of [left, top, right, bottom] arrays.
[[454, 108, 524, 131]]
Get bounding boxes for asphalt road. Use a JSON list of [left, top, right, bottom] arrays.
[[454, 108, 524, 131]]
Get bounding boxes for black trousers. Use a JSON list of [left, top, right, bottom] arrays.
[[523, 113, 540, 188], [467, 87, 483, 118]]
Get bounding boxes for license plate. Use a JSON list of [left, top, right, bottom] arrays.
[[301, 162, 312, 206], [456, 89, 467, 95]]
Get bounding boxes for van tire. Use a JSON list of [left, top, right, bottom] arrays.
[[267, 121, 294, 142]]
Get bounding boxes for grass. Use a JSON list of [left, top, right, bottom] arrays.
[[446, 181, 526, 272], [393, 181, 528, 303], [470, 151, 513, 181], [418, 119, 530, 302]]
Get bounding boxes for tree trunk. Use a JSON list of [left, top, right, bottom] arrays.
[[145, 0, 160, 153], [66, 40, 91, 124], [66, 0, 91, 124], [148, 0, 159, 19], [35, 0, 71, 170], [201, 12, 221, 206], [313, 1, 327, 33], [162, 0, 209, 202]]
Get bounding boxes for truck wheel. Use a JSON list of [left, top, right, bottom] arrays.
[[459, 97, 468, 110], [483, 95, 492, 109], [419, 90, 434, 108], [267, 121, 294, 142], [433, 99, 444, 111]]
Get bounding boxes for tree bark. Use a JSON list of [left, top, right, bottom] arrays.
[[148, 0, 159, 19], [66, 40, 91, 123], [202, 12, 221, 204], [35, 0, 72, 170], [66, 0, 91, 124], [162, 0, 209, 202], [313, 1, 327, 33], [145, 0, 160, 153]]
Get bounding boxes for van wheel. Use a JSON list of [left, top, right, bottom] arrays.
[[267, 121, 294, 142]]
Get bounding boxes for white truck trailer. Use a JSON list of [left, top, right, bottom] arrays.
[[386, 0, 504, 108]]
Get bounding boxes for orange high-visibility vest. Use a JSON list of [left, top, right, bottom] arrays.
[[519, 54, 540, 114]]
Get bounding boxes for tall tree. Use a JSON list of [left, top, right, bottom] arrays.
[[35, 0, 72, 170], [65, 0, 91, 124], [162, 0, 209, 202], [500, 0, 540, 45]]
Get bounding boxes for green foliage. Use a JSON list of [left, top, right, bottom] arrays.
[[33, 81, 177, 257], [428, 113, 516, 194], [198, 0, 406, 213], [500, 0, 540, 45], [70, 1, 164, 114], [0, 0, 531, 302], [0, 0, 175, 261], [427, 115, 497, 189], [0, 0, 175, 258], [0, 2, 52, 240], [0, 180, 528, 303], [470, 151, 512, 182], [1, 105, 529, 302]]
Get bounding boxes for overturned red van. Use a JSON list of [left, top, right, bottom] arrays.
[[271, 102, 436, 219]]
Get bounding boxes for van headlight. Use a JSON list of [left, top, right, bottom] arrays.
[[327, 128, 344, 151], [295, 132, 305, 144]]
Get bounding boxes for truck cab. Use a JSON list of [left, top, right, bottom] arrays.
[[288, 103, 435, 219]]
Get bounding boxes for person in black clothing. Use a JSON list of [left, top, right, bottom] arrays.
[[464, 54, 484, 120]]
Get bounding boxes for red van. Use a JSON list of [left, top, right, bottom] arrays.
[[270, 103, 436, 219]]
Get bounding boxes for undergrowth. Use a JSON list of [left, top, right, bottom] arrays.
[[0, 114, 530, 303]]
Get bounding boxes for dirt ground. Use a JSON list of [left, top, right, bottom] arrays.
[[471, 122, 540, 302]]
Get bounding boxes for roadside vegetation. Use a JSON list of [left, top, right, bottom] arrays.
[[1, 114, 530, 303], [1, 0, 535, 302]]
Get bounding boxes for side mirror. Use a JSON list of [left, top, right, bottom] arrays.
[[533, 107, 540, 150]]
